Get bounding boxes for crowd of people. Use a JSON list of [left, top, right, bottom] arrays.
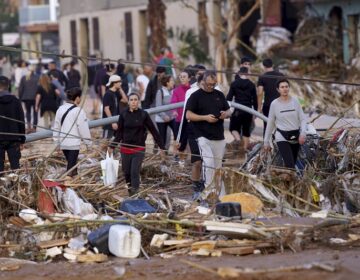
[[0, 53, 308, 204]]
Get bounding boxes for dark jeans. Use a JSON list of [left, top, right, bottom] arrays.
[[277, 141, 300, 169], [23, 100, 38, 129], [175, 121, 187, 151], [62, 149, 79, 176], [262, 105, 270, 137], [156, 120, 177, 149], [121, 152, 145, 193], [0, 141, 21, 172]]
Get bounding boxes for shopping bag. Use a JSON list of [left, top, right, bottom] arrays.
[[101, 152, 119, 187]]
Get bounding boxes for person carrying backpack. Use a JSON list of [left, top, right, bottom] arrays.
[[53, 87, 92, 177]]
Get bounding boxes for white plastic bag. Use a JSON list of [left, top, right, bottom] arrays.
[[101, 152, 119, 187], [62, 188, 95, 216]]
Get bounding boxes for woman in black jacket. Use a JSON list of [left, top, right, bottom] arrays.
[[108, 93, 165, 195]]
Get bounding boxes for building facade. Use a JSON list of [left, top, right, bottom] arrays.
[[19, 0, 59, 61], [58, 0, 204, 64], [303, 0, 360, 64]]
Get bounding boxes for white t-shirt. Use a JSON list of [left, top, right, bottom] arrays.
[[136, 74, 150, 101]]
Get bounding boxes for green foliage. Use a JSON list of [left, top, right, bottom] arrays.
[[168, 27, 211, 64], [0, 0, 19, 44]]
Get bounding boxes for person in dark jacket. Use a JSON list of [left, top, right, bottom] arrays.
[[116, 60, 129, 94], [227, 67, 258, 151], [66, 61, 81, 89], [48, 61, 68, 90], [142, 66, 166, 109], [108, 93, 165, 195], [257, 58, 284, 136], [0, 76, 25, 172], [18, 66, 39, 133]]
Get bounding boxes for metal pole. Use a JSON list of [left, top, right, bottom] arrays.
[[229, 101, 268, 122], [25, 102, 185, 143], [25, 101, 268, 143]]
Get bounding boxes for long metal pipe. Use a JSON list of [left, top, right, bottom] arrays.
[[25, 101, 267, 143]]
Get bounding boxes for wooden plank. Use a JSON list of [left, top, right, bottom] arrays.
[[77, 254, 108, 263], [220, 246, 254, 256], [38, 239, 69, 249], [163, 239, 194, 246], [191, 241, 216, 251]]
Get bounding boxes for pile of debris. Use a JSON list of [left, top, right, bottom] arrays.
[[0, 127, 359, 266]]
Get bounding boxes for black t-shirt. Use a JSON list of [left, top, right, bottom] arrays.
[[186, 88, 229, 140], [37, 84, 58, 116], [102, 89, 120, 129], [257, 70, 284, 107], [102, 74, 110, 88]]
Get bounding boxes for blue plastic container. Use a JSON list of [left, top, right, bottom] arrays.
[[119, 199, 156, 214]]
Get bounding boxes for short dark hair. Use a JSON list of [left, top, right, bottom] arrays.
[[180, 70, 191, 78], [128, 92, 140, 99], [276, 78, 290, 89], [203, 70, 217, 81], [160, 74, 172, 86], [238, 67, 249, 74], [106, 63, 115, 72], [240, 57, 251, 64], [66, 87, 82, 101], [0, 75, 10, 90], [156, 65, 166, 74], [50, 71, 59, 79], [262, 58, 273, 68], [193, 64, 206, 71]]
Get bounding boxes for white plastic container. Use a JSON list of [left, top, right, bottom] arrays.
[[108, 225, 141, 258]]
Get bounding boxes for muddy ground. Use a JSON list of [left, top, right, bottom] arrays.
[[1, 247, 360, 280]]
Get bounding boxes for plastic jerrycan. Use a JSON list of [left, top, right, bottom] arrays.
[[108, 225, 141, 258]]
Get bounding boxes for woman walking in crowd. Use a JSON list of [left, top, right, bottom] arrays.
[[14, 60, 28, 95], [171, 70, 191, 150], [35, 74, 60, 128], [108, 93, 165, 196], [155, 74, 177, 150], [53, 87, 92, 177], [18, 65, 39, 133], [263, 78, 307, 169], [226, 67, 257, 152]]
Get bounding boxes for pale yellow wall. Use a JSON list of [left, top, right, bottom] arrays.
[[59, 0, 208, 66], [59, 5, 148, 64]]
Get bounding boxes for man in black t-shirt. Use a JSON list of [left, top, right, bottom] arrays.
[[102, 75, 128, 139], [257, 58, 284, 136], [186, 71, 231, 201]]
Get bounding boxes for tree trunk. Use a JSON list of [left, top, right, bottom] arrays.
[[148, 0, 167, 57]]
